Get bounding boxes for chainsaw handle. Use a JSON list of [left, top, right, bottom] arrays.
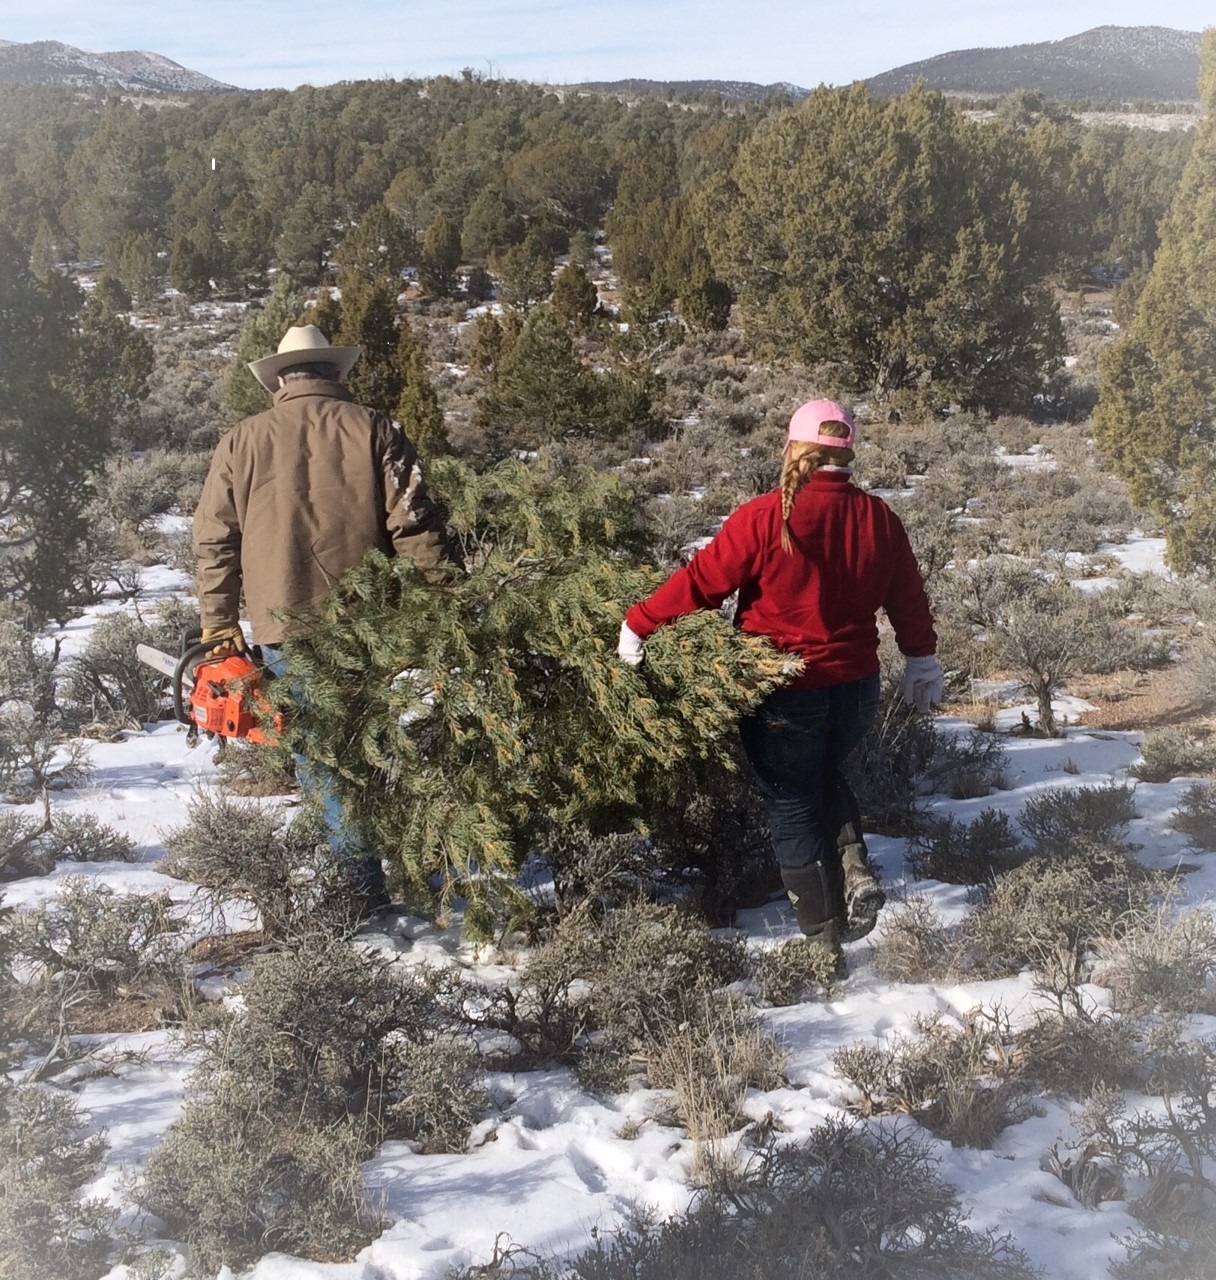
[[173, 640, 214, 727]]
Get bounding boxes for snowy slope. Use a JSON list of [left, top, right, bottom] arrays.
[[4, 536, 1213, 1280]]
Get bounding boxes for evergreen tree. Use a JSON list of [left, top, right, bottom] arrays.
[[168, 230, 212, 299], [69, 274, 154, 446], [114, 231, 164, 304], [478, 306, 649, 448], [705, 84, 1064, 413], [552, 262, 599, 332], [460, 187, 525, 260], [276, 182, 339, 284], [477, 305, 595, 444], [0, 233, 111, 618], [384, 167, 428, 240], [278, 458, 794, 934], [1093, 31, 1216, 573], [332, 202, 414, 284], [679, 257, 733, 333], [394, 325, 448, 462], [334, 275, 406, 416], [418, 214, 462, 298], [490, 230, 554, 313]]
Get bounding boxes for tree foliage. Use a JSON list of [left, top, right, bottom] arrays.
[[706, 84, 1064, 412], [1093, 31, 1216, 573], [0, 233, 114, 617], [278, 458, 796, 934]]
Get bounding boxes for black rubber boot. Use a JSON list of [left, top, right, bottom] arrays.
[[780, 861, 834, 935], [839, 841, 885, 942]]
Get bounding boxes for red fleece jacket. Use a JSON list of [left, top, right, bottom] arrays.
[[625, 471, 937, 689]]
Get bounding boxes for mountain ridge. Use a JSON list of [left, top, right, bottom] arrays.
[[0, 39, 236, 92], [866, 25, 1202, 102]]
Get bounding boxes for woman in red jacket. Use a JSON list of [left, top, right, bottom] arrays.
[[619, 400, 942, 965]]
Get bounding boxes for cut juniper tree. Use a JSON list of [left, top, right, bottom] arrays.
[[277, 458, 796, 935]]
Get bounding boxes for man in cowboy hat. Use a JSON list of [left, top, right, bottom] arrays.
[[193, 323, 453, 912]]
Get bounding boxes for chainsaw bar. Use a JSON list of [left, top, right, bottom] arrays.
[[136, 644, 192, 684]]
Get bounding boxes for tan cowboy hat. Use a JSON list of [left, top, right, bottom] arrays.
[[248, 324, 361, 392]]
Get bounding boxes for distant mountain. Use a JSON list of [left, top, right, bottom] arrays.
[[0, 39, 236, 92], [866, 26, 1201, 102], [571, 78, 809, 103]]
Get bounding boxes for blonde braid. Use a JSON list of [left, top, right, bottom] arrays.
[[779, 426, 855, 555]]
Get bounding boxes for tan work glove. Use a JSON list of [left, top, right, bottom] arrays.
[[200, 625, 247, 660]]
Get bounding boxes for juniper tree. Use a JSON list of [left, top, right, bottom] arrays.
[[418, 213, 462, 298], [1093, 31, 1216, 573], [552, 262, 599, 332], [278, 458, 795, 935], [704, 83, 1063, 412]]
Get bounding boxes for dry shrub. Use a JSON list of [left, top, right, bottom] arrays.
[[161, 790, 354, 937], [39, 812, 136, 864], [962, 844, 1162, 980], [14, 877, 188, 1035], [751, 937, 840, 1006], [210, 936, 479, 1145], [465, 901, 747, 1076], [834, 1007, 1040, 1149], [63, 597, 199, 727], [1171, 783, 1216, 850], [871, 898, 959, 983], [907, 809, 1026, 885], [928, 730, 1009, 800], [3, 808, 137, 879], [140, 1100, 384, 1276], [1094, 908, 1216, 1016], [462, 1116, 1038, 1280], [141, 934, 483, 1273], [0, 1079, 116, 1280], [214, 737, 297, 796], [645, 992, 785, 1140], [846, 670, 938, 834], [1019, 782, 1137, 852], [0, 623, 86, 800], [1131, 729, 1216, 783], [1076, 1033, 1216, 1280]]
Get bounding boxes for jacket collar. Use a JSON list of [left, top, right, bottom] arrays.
[[805, 469, 854, 488], [271, 378, 355, 406]]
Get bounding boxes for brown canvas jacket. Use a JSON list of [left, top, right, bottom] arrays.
[[193, 379, 451, 645]]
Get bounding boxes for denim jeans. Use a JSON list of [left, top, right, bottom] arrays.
[[260, 644, 387, 898], [739, 673, 881, 904]]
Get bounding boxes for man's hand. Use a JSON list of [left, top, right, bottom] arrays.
[[200, 625, 247, 661], [900, 654, 944, 713], [617, 621, 645, 667]]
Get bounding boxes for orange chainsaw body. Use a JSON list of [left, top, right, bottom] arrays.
[[186, 653, 282, 745]]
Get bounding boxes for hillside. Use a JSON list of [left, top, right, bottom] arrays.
[[866, 25, 1202, 102], [571, 77, 809, 102], [0, 39, 235, 92]]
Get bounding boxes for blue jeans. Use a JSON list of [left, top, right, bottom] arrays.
[[260, 645, 387, 898], [739, 674, 881, 891]]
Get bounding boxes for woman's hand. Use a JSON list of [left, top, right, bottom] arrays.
[[617, 621, 645, 667], [900, 655, 944, 713]]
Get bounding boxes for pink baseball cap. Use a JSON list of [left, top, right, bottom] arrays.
[[788, 399, 856, 448]]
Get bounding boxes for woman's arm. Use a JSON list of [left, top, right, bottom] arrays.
[[626, 501, 766, 639]]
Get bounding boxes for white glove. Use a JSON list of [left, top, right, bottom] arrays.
[[617, 621, 645, 667], [901, 654, 944, 713]]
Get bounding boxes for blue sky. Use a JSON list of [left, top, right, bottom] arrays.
[[0, 0, 1211, 89]]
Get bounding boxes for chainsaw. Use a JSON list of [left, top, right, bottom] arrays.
[[136, 625, 281, 746]]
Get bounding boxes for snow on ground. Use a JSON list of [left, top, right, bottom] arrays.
[[1099, 531, 1171, 578], [8, 550, 1215, 1280]]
